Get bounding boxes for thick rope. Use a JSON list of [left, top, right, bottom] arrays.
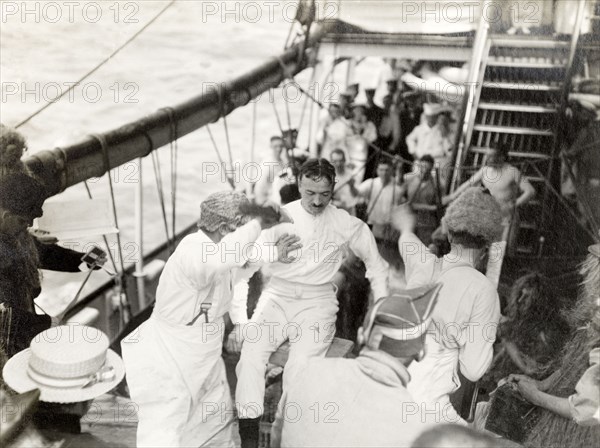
[[151, 150, 173, 253], [90, 134, 131, 322], [249, 100, 258, 198], [161, 107, 179, 250], [82, 181, 119, 276]]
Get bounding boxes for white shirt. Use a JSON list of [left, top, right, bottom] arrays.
[[399, 232, 500, 405], [252, 156, 286, 205], [406, 123, 452, 160], [357, 178, 403, 225], [256, 200, 389, 300], [154, 220, 262, 325]]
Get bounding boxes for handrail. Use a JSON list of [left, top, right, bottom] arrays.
[[447, 1, 491, 193]]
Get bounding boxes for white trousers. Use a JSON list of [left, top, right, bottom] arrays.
[[235, 279, 338, 419], [122, 315, 235, 448]]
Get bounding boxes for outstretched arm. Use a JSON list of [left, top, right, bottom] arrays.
[[443, 167, 484, 204], [516, 175, 536, 208], [511, 376, 572, 419]]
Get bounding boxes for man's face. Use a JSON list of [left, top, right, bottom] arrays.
[[299, 176, 333, 215], [270, 138, 284, 158], [425, 113, 437, 127], [419, 161, 434, 179], [329, 105, 342, 119], [377, 164, 392, 183], [331, 153, 345, 172], [352, 107, 365, 120], [437, 114, 449, 127], [488, 148, 506, 167]]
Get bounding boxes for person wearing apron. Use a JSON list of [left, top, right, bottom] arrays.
[[392, 187, 503, 424], [235, 159, 390, 448], [121, 191, 291, 447]]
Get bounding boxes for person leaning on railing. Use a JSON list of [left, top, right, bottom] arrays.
[[0, 174, 105, 358]]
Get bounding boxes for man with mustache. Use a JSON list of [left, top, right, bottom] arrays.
[[235, 158, 389, 448]]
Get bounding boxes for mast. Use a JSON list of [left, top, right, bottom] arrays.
[[25, 22, 333, 196]]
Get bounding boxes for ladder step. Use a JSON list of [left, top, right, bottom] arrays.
[[473, 124, 554, 136], [487, 59, 566, 69], [470, 147, 551, 159], [490, 35, 570, 49], [519, 222, 537, 230], [516, 246, 535, 255], [483, 82, 561, 91], [527, 176, 546, 183], [478, 102, 558, 113]]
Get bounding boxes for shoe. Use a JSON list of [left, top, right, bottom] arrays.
[[239, 417, 260, 448]]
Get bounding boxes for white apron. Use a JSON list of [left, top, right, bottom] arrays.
[[122, 313, 234, 448]]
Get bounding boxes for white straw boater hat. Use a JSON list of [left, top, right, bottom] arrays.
[[2, 325, 124, 403]]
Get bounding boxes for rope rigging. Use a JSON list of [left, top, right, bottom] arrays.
[[14, 0, 178, 130], [73, 135, 133, 330]]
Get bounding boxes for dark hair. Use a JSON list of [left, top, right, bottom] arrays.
[[0, 173, 47, 218], [377, 158, 392, 167], [299, 158, 336, 186], [491, 141, 509, 159], [330, 149, 346, 160], [420, 155, 435, 165], [270, 136, 283, 143], [279, 184, 301, 205], [447, 231, 487, 249]]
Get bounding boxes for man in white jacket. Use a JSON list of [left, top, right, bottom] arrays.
[[121, 191, 291, 448], [392, 187, 503, 424], [235, 158, 390, 448]]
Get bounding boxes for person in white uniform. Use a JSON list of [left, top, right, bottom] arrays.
[[121, 191, 290, 448], [270, 284, 442, 448], [235, 158, 390, 448], [391, 187, 503, 424]]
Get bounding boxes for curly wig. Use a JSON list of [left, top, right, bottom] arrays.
[[444, 187, 503, 248], [198, 191, 251, 233]]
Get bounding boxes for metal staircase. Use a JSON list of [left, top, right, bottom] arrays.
[[467, 38, 570, 255], [451, 0, 594, 257]]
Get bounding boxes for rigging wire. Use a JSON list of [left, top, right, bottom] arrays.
[[249, 100, 258, 199], [528, 161, 598, 242], [162, 107, 179, 250], [206, 125, 235, 190], [91, 133, 132, 328], [14, 0, 177, 129], [151, 150, 173, 253], [82, 181, 119, 277]]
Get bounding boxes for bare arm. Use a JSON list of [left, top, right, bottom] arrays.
[[516, 175, 536, 207], [512, 376, 572, 419], [444, 167, 484, 204]]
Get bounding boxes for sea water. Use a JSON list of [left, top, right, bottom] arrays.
[[1, 0, 326, 312]]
